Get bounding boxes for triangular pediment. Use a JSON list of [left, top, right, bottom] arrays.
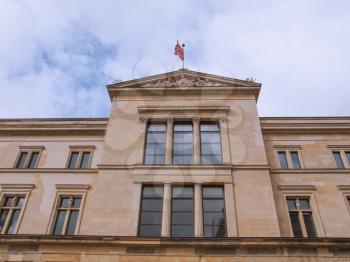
[[107, 69, 260, 89]]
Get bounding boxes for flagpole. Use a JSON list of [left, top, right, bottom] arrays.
[[182, 43, 185, 69]]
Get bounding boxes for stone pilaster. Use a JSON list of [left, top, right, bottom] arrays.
[[193, 117, 201, 164], [165, 119, 174, 164], [161, 183, 171, 237], [194, 183, 203, 237], [220, 118, 231, 164]]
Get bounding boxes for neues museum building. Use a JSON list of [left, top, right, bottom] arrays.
[[0, 69, 350, 261]]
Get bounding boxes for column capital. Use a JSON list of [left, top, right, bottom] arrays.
[[166, 118, 174, 125], [192, 117, 200, 124]]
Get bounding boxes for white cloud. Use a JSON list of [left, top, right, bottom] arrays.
[[0, 0, 349, 117]]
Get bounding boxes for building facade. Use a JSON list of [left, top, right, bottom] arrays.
[[0, 69, 350, 261]]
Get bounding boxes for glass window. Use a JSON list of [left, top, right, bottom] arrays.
[[52, 196, 82, 235], [67, 151, 92, 169], [144, 123, 166, 164], [15, 151, 40, 169], [202, 186, 225, 237], [139, 186, 163, 237], [345, 152, 350, 166], [290, 151, 301, 169], [200, 122, 222, 164], [0, 195, 26, 234], [287, 197, 317, 238], [278, 152, 288, 169], [171, 186, 193, 237], [173, 122, 193, 164], [333, 151, 345, 169]]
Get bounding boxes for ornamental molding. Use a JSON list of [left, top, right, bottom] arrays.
[[0, 184, 36, 191], [0, 129, 106, 136], [278, 185, 316, 191], [262, 128, 350, 135], [142, 76, 228, 88]]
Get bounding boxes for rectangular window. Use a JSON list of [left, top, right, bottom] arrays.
[[202, 186, 226, 237], [52, 196, 82, 235], [15, 151, 40, 168], [200, 122, 222, 164], [67, 151, 92, 169], [333, 151, 345, 169], [0, 195, 26, 234], [144, 122, 166, 164], [278, 151, 289, 169], [287, 197, 317, 238], [138, 186, 163, 237], [290, 151, 301, 169], [173, 122, 193, 164], [171, 186, 194, 237]]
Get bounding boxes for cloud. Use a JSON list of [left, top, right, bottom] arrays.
[[0, 0, 349, 118]]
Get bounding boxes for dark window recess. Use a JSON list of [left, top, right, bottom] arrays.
[[173, 122, 193, 164], [138, 186, 164, 237], [68, 151, 91, 169], [290, 151, 301, 169], [303, 212, 317, 238], [278, 151, 288, 169], [289, 212, 303, 237], [345, 152, 350, 166], [0, 195, 26, 234], [171, 186, 194, 237], [333, 151, 345, 169], [200, 122, 222, 164], [202, 186, 226, 237], [144, 123, 166, 164]]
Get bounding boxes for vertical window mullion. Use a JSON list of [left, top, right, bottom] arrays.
[[298, 210, 308, 237], [3, 209, 13, 234], [62, 209, 71, 235]]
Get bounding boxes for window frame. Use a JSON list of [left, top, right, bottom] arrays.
[[281, 191, 324, 238], [14, 147, 44, 169], [172, 121, 194, 165], [0, 185, 33, 234], [143, 121, 167, 165], [66, 146, 94, 169], [202, 185, 227, 237], [274, 146, 304, 170], [47, 185, 89, 235]]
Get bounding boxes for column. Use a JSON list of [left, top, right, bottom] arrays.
[[193, 117, 201, 164], [194, 183, 203, 237], [224, 183, 238, 237], [137, 117, 147, 164], [165, 118, 174, 164], [161, 183, 171, 237], [220, 118, 231, 164]]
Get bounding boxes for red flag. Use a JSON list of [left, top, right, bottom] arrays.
[[174, 40, 184, 61]]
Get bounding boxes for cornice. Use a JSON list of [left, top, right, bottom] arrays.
[[278, 185, 316, 191], [271, 168, 350, 174], [0, 184, 36, 190], [56, 184, 91, 190], [262, 128, 350, 135], [0, 168, 99, 174]]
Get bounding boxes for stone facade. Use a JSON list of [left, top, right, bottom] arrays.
[[0, 69, 349, 261]]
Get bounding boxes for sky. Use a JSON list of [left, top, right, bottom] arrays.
[[0, 0, 349, 118]]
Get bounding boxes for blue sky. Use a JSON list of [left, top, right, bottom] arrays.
[[0, 0, 349, 118]]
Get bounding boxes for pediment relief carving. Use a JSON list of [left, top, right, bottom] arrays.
[[142, 75, 228, 88]]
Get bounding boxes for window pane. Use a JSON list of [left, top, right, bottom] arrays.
[[60, 198, 70, 208], [141, 199, 163, 212], [4, 197, 14, 207], [172, 199, 193, 212], [16, 197, 25, 207], [299, 199, 310, 209], [287, 199, 296, 210], [203, 199, 224, 212], [172, 212, 193, 225], [140, 212, 162, 225], [172, 187, 193, 198], [333, 151, 345, 169], [80, 152, 91, 168], [290, 151, 301, 169], [66, 210, 79, 235], [28, 152, 39, 168], [303, 212, 317, 238], [16, 152, 28, 168], [346, 152, 350, 165], [68, 152, 79, 168], [148, 123, 166, 131], [6, 209, 21, 234], [0, 210, 9, 232], [203, 212, 225, 226], [203, 187, 224, 198], [143, 186, 164, 198], [171, 225, 193, 237], [204, 225, 225, 237], [289, 212, 303, 237], [278, 152, 289, 169], [53, 210, 67, 235], [73, 198, 81, 208], [139, 225, 161, 237], [144, 123, 166, 165]]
